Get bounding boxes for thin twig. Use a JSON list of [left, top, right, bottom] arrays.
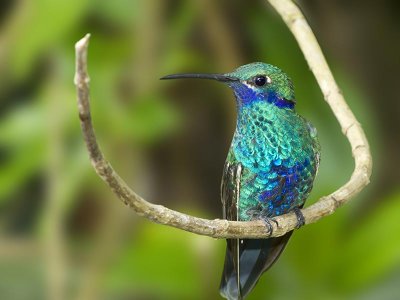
[[74, 0, 372, 239]]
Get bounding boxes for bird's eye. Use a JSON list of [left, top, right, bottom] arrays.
[[254, 75, 270, 87]]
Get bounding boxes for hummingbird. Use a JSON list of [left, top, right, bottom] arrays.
[[161, 62, 320, 300]]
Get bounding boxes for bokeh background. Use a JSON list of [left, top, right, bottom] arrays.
[[1, 0, 399, 299]]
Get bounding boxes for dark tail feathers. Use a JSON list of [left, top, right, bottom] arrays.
[[219, 232, 292, 300]]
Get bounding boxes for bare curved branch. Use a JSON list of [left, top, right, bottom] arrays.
[[74, 0, 372, 239]]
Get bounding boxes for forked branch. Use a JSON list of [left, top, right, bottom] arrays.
[[74, 0, 372, 239]]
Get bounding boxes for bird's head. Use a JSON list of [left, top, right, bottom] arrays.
[[161, 62, 296, 109]]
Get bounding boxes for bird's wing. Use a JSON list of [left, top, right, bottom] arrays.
[[220, 156, 243, 299], [221, 158, 242, 222]]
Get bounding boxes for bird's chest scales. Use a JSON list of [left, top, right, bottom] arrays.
[[232, 103, 308, 174]]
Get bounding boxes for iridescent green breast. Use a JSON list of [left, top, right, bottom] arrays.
[[228, 101, 319, 221]]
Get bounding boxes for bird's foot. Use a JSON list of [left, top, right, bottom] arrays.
[[293, 207, 305, 229], [247, 208, 277, 237], [261, 216, 278, 237]]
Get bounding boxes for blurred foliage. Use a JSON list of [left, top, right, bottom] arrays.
[[0, 0, 399, 299]]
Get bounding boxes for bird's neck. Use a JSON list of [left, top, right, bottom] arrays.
[[234, 98, 295, 139]]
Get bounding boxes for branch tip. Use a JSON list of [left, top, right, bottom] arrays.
[[75, 33, 91, 51]]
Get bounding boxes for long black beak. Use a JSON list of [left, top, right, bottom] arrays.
[[160, 73, 239, 82]]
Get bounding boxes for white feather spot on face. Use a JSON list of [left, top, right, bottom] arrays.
[[243, 81, 258, 91]]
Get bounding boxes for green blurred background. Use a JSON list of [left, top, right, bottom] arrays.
[[1, 0, 399, 299]]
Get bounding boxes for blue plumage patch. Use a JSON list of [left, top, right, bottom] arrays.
[[232, 83, 295, 109]]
